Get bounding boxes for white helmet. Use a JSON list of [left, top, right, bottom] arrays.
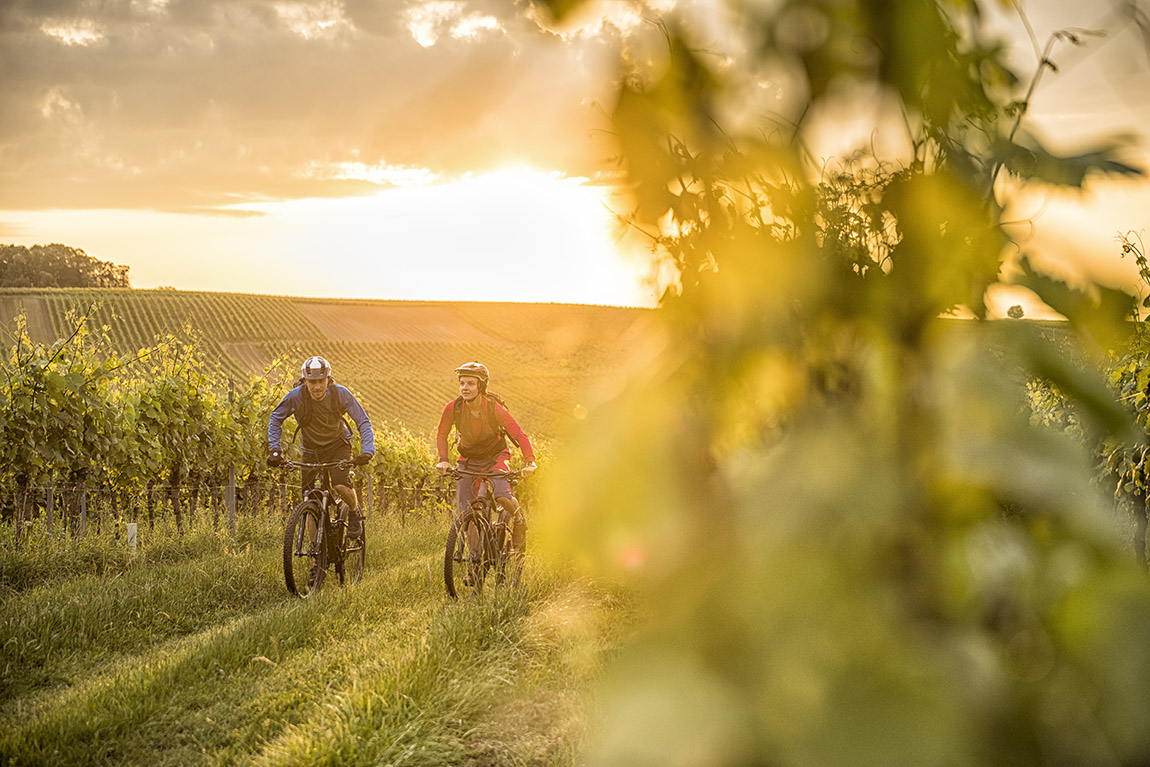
[[454, 361, 489, 383], [301, 356, 331, 381]]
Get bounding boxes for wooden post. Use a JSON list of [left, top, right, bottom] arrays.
[[365, 476, 374, 519], [189, 479, 200, 527], [227, 469, 236, 532], [16, 476, 29, 547], [46, 472, 55, 539], [171, 481, 183, 535], [79, 480, 88, 538], [227, 379, 236, 532], [146, 479, 156, 529]]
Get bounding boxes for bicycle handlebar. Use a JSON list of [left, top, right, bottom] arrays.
[[443, 467, 522, 480], [280, 459, 352, 471]]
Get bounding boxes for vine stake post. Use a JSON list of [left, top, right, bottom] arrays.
[[46, 472, 55, 539], [227, 379, 236, 532], [226, 472, 236, 531], [127, 521, 137, 553]]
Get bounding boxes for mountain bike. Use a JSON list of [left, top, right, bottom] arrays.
[[281, 459, 365, 597], [443, 468, 524, 598]]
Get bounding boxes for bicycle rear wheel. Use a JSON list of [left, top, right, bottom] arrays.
[[339, 534, 365, 586], [284, 500, 326, 597], [444, 512, 489, 598], [500, 538, 524, 589]]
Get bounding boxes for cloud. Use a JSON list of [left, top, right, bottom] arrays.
[[403, 0, 505, 47], [39, 18, 105, 45], [273, 0, 355, 39], [0, 0, 625, 212]]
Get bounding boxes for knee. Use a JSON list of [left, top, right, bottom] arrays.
[[499, 497, 525, 525]]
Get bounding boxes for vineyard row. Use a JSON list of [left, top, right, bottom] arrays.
[[0, 313, 464, 535], [3, 471, 460, 542]]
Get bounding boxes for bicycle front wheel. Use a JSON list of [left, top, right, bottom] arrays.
[[284, 500, 326, 597], [445, 512, 489, 599]]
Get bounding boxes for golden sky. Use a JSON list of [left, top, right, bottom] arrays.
[[0, 0, 656, 303], [0, 0, 1148, 311]]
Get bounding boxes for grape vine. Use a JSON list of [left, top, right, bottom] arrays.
[[0, 306, 453, 538]]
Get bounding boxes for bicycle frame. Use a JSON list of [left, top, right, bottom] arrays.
[[443, 467, 522, 598], [295, 461, 343, 555], [281, 459, 364, 597]]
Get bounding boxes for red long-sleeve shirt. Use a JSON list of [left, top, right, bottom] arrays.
[[436, 395, 535, 464]]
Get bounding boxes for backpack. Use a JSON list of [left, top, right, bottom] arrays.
[[290, 380, 354, 445], [452, 392, 520, 460]]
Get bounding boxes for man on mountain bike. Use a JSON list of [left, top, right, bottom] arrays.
[[435, 362, 536, 559], [267, 356, 375, 538]]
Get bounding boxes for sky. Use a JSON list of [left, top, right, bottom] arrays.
[[1, 0, 1149, 312]]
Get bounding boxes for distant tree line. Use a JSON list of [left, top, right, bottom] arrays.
[[0, 244, 130, 288]]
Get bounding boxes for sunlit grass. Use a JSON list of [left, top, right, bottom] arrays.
[[0, 510, 634, 766], [0, 509, 275, 594]]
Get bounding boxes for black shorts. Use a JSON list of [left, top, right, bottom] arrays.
[[301, 441, 352, 491]]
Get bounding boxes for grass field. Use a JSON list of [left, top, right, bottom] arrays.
[[0, 288, 650, 439], [0, 510, 633, 766]]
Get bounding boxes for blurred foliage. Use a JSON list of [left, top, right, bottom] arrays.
[[535, 0, 1150, 765], [1052, 232, 1150, 569], [1023, 232, 1150, 581]]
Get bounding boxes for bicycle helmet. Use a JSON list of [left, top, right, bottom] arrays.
[[301, 356, 332, 381], [454, 361, 489, 383]]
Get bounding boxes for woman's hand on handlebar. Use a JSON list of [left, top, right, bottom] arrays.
[[436, 461, 452, 475]]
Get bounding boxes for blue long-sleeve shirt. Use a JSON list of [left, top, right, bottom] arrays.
[[268, 384, 375, 455]]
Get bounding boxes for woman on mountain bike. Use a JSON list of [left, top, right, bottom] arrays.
[[435, 362, 536, 557]]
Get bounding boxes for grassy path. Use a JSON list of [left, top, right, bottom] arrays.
[[0, 515, 628, 766]]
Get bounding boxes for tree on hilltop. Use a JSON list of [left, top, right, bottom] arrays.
[[0, 243, 130, 288]]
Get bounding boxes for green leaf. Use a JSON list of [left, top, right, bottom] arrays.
[[1001, 132, 1144, 187], [1015, 255, 1135, 352]]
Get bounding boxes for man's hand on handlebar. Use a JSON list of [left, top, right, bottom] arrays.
[[266, 450, 284, 467], [521, 462, 537, 475], [351, 452, 372, 466], [436, 461, 452, 475]]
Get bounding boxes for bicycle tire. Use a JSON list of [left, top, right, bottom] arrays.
[[284, 500, 326, 597], [500, 535, 524, 589], [445, 512, 488, 598], [339, 533, 365, 586]]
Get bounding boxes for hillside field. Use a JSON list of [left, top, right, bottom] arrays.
[[0, 288, 651, 439]]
